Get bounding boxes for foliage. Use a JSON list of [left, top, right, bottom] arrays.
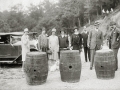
[[0, 0, 119, 34], [0, 19, 11, 32]]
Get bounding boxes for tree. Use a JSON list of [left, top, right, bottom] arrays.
[[28, 4, 44, 21], [7, 11, 25, 32], [0, 0, 119, 33], [0, 19, 11, 32]]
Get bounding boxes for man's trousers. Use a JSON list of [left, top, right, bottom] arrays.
[[90, 47, 99, 68], [84, 47, 90, 62], [112, 48, 119, 70]]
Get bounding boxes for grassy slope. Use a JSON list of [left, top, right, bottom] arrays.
[[82, 5, 120, 40]]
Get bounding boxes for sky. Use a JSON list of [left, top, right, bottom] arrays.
[[0, 0, 58, 11]]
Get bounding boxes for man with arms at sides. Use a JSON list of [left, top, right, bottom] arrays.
[[88, 21, 103, 70], [81, 26, 90, 62], [109, 21, 120, 71], [49, 28, 59, 71], [58, 29, 69, 49], [58, 29, 69, 59], [38, 27, 48, 52], [21, 28, 30, 71]]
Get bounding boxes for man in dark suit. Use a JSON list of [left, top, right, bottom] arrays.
[[88, 21, 103, 70], [58, 30, 69, 58], [109, 21, 120, 71], [81, 26, 90, 62], [58, 30, 69, 49]]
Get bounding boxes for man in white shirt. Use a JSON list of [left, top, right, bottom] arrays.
[[21, 28, 30, 71]]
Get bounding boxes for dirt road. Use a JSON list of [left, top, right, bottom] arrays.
[[0, 49, 120, 90]]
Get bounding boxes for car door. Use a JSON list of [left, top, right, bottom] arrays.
[[0, 44, 21, 58], [0, 35, 21, 61]]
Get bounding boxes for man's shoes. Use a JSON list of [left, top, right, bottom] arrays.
[[90, 67, 92, 70]]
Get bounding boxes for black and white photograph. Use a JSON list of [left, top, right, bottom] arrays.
[[0, 0, 120, 90]]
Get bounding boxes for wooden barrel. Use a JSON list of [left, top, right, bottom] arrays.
[[60, 50, 81, 83], [94, 49, 116, 79], [24, 52, 48, 85]]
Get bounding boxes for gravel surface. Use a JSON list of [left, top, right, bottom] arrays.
[[0, 49, 120, 90]]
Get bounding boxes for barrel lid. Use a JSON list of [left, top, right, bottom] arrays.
[[61, 50, 79, 52], [27, 52, 46, 56], [60, 50, 79, 54], [96, 49, 112, 53]]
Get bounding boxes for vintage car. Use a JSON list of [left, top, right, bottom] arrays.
[[0, 32, 38, 64]]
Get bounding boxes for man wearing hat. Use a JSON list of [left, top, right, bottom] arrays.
[[38, 27, 48, 52], [109, 21, 120, 71], [21, 28, 30, 71], [88, 21, 103, 70], [49, 28, 59, 71]]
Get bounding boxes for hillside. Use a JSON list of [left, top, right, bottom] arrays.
[[85, 5, 120, 40]]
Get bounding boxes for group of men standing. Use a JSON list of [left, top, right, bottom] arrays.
[[83, 21, 120, 70], [87, 21, 120, 70], [21, 21, 120, 71]]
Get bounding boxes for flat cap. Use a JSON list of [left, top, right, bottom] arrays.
[[110, 21, 116, 26], [52, 28, 56, 32]]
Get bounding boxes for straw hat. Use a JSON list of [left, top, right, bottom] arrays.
[[24, 28, 29, 32], [52, 28, 56, 32], [110, 21, 116, 26]]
